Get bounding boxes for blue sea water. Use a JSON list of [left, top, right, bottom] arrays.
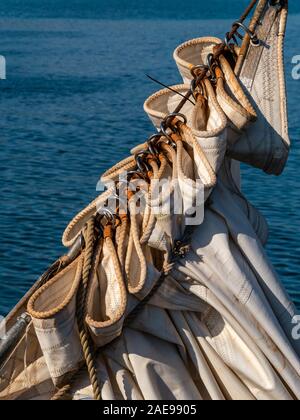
[[0, 2, 299, 315]]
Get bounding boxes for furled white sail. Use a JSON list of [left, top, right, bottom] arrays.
[[0, 0, 298, 401]]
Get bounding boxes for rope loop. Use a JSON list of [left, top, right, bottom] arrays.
[[147, 133, 163, 155], [160, 112, 187, 145]]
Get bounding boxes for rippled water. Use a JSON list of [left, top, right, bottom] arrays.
[[0, 12, 299, 315]]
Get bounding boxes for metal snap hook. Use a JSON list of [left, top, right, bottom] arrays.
[[98, 207, 114, 221], [191, 78, 205, 100], [191, 78, 198, 100], [190, 64, 208, 79], [135, 154, 151, 174], [127, 170, 146, 181], [97, 207, 116, 229], [160, 113, 187, 146], [147, 133, 163, 155], [191, 79, 198, 101], [160, 125, 177, 146], [232, 21, 261, 47], [206, 53, 215, 69], [206, 54, 218, 83], [225, 32, 239, 47]]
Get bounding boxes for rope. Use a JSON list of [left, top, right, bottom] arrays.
[[140, 159, 160, 245], [167, 1, 260, 115], [116, 215, 129, 269], [51, 272, 170, 401], [52, 217, 102, 401], [51, 383, 74, 400], [39, 256, 70, 287], [125, 223, 196, 325], [51, 205, 197, 401], [179, 123, 217, 188], [125, 199, 148, 294], [140, 153, 171, 245], [105, 233, 126, 302]]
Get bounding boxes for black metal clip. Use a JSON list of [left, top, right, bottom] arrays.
[[232, 21, 261, 47]]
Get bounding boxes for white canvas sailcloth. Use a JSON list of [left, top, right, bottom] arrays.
[[0, 0, 298, 401]]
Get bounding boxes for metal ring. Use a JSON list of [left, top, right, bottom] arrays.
[[207, 53, 215, 69], [232, 21, 260, 46], [109, 192, 128, 207], [250, 36, 261, 47], [163, 112, 187, 127], [231, 34, 239, 48], [148, 140, 159, 156], [136, 148, 159, 172], [147, 133, 163, 155], [160, 125, 177, 145], [127, 170, 147, 181], [127, 170, 140, 178], [98, 207, 114, 220], [162, 137, 177, 148], [160, 113, 186, 145], [148, 133, 163, 143], [147, 142, 162, 161], [224, 33, 232, 48], [107, 193, 124, 223], [191, 78, 205, 100]]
